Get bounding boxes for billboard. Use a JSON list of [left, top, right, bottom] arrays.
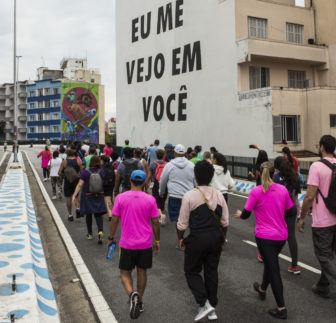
[[61, 82, 99, 143]]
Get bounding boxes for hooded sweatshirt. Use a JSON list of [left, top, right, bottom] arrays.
[[210, 165, 234, 194], [159, 157, 195, 198]]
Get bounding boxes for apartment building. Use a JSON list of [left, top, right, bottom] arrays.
[[26, 79, 62, 141], [116, 0, 336, 157], [0, 81, 30, 141]]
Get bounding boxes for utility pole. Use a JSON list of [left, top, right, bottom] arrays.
[[13, 0, 18, 162]]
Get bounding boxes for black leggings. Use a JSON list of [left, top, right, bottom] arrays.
[[42, 167, 49, 178], [256, 237, 286, 308], [86, 214, 103, 234], [285, 215, 298, 267]]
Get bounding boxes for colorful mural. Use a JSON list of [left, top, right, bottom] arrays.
[[61, 82, 99, 143]]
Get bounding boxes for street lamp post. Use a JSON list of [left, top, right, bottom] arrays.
[[13, 0, 18, 162]]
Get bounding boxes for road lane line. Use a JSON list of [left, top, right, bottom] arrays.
[[24, 151, 118, 323], [228, 192, 248, 199], [243, 240, 321, 275]]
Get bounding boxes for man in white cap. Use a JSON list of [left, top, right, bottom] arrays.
[[159, 144, 195, 229]]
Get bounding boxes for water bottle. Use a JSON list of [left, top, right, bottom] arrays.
[[106, 241, 116, 260]]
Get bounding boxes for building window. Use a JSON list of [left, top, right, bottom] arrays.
[[44, 125, 50, 133], [38, 89, 43, 96], [53, 88, 59, 95], [29, 115, 35, 121], [38, 114, 43, 121], [38, 101, 43, 108], [53, 113, 59, 120], [38, 126, 43, 133], [287, 23, 303, 43], [330, 115, 336, 128], [53, 126, 59, 133], [53, 101, 58, 107], [288, 70, 306, 88], [44, 88, 50, 95], [29, 91, 35, 97], [29, 103, 34, 109], [249, 66, 270, 90], [273, 115, 301, 143], [29, 127, 35, 134], [45, 100, 50, 108], [248, 17, 267, 39]]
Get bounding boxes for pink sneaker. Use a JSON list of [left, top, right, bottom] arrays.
[[288, 266, 301, 275]]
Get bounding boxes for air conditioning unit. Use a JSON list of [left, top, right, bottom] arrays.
[[304, 80, 314, 88], [308, 38, 315, 45]]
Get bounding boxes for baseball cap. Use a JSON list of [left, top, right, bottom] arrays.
[[130, 170, 146, 182], [164, 143, 173, 148], [174, 144, 186, 154]]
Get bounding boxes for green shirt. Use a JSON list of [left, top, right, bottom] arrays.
[[190, 157, 201, 165], [84, 154, 94, 169]]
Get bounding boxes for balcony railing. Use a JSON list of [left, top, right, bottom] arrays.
[[18, 116, 27, 122]]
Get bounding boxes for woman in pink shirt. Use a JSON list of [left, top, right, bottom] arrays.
[[103, 142, 114, 158], [235, 162, 296, 320], [37, 145, 52, 181]]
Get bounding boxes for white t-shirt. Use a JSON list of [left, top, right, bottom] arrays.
[[82, 144, 90, 153], [48, 157, 63, 177]]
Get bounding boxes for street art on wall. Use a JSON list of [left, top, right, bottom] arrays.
[[61, 82, 99, 143]]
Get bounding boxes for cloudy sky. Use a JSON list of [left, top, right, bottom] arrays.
[[0, 0, 116, 120]]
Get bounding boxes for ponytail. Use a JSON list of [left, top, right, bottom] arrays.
[[261, 162, 274, 193], [282, 147, 293, 165]]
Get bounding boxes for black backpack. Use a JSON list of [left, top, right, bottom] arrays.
[[123, 160, 139, 191], [103, 164, 115, 188], [317, 159, 336, 215]]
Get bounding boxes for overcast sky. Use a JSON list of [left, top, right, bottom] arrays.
[[0, 0, 116, 120]]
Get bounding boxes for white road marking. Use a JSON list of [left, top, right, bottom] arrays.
[[228, 192, 248, 199], [243, 240, 321, 275]]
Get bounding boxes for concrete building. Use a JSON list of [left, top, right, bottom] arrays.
[[26, 79, 62, 141], [116, 0, 336, 156], [0, 81, 30, 141]]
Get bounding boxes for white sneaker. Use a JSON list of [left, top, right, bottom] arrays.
[[208, 311, 218, 321], [160, 213, 166, 226], [194, 300, 214, 322], [52, 195, 57, 200], [43, 178, 47, 182]]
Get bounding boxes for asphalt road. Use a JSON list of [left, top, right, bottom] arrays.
[[24, 147, 335, 323]]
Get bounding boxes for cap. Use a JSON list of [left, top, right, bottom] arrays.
[[164, 143, 173, 148], [130, 170, 146, 182], [174, 144, 186, 154]]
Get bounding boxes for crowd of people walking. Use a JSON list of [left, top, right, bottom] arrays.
[[36, 135, 336, 321]]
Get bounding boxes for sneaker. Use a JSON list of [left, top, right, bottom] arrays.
[[87, 234, 93, 240], [43, 178, 48, 182], [268, 308, 287, 320], [138, 302, 144, 313], [194, 300, 214, 322], [52, 195, 57, 200], [75, 208, 81, 218], [129, 292, 140, 319], [208, 311, 218, 321], [98, 231, 103, 245], [312, 284, 330, 298], [253, 282, 266, 300], [288, 266, 301, 275], [68, 215, 74, 222], [257, 253, 263, 263], [160, 213, 166, 226]]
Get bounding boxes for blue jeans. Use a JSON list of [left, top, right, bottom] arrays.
[[168, 197, 182, 222]]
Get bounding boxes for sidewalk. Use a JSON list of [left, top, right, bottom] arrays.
[[0, 153, 59, 323]]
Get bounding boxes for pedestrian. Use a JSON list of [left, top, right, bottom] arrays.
[[190, 151, 201, 165], [195, 145, 203, 161], [210, 152, 234, 203], [248, 145, 269, 186], [59, 146, 67, 160], [37, 145, 52, 182], [48, 151, 63, 200], [210, 147, 217, 159], [147, 149, 167, 225], [146, 139, 161, 166], [177, 161, 229, 322], [235, 162, 296, 320], [203, 151, 212, 164], [46, 138, 51, 146], [111, 152, 120, 171], [120, 139, 130, 159], [159, 144, 195, 230], [108, 170, 160, 319], [4, 141, 7, 152], [58, 149, 82, 221], [164, 143, 175, 162], [114, 147, 143, 195], [101, 155, 115, 221], [72, 156, 107, 243], [274, 156, 301, 275], [298, 135, 336, 300], [103, 142, 114, 158], [134, 148, 149, 177], [186, 147, 193, 160], [81, 141, 90, 154], [82, 146, 97, 170]]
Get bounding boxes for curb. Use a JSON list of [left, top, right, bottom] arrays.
[[23, 151, 118, 323], [0, 151, 8, 168]]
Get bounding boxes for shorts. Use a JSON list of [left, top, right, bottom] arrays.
[[168, 197, 182, 222], [63, 179, 79, 197], [104, 190, 113, 198], [119, 248, 153, 270]]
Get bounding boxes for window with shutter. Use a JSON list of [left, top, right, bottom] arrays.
[[248, 17, 267, 38], [288, 71, 306, 88], [287, 23, 303, 43], [249, 67, 270, 90], [273, 115, 282, 143]]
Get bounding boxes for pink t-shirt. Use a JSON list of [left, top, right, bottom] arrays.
[[38, 150, 52, 168], [112, 191, 159, 250], [245, 183, 293, 241], [307, 158, 336, 228], [103, 146, 113, 157]]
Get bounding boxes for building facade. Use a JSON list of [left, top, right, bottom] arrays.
[[26, 79, 62, 141], [0, 81, 30, 141], [116, 0, 336, 156]]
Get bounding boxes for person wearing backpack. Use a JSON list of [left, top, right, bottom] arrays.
[[82, 146, 97, 170], [72, 156, 107, 244], [114, 147, 144, 195], [58, 149, 82, 221], [298, 135, 336, 300], [48, 150, 63, 200], [101, 155, 116, 221], [148, 149, 167, 225]]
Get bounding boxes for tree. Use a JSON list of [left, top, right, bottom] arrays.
[[0, 121, 6, 141]]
